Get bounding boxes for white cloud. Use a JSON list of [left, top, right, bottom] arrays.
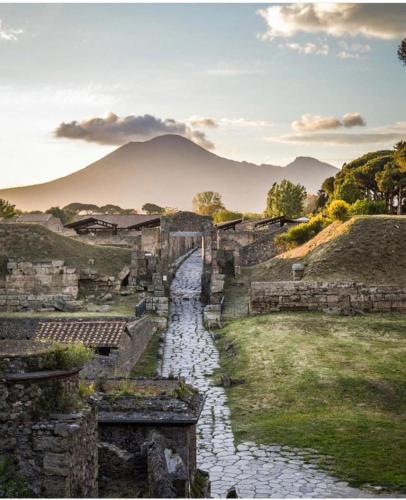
[[292, 112, 366, 132], [271, 122, 406, 146], [338, 41, 371, 59], [0, 19, 23, 41], [55, 112, 214, 149], [258, 3, 406, 40], [283, 41, 329, 56], [219, 118, 273, 128], [189, 117, 218, 128]]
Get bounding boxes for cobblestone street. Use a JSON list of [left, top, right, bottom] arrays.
[[161, 251, 372, 498]]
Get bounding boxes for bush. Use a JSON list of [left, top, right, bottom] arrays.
[[350, 199, 388, 215], [213, 209, 243, 223], [328, 200, 351, 221], [44, 342, 93, 370], [275, 214, 330, 251]]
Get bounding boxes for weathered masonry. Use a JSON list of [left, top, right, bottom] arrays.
[[130, 212, 216, 303], [250, 281, 406, 315], [0, 259, 79, 311], [95, 378, 207, 498], [0, 341, 98, 497]]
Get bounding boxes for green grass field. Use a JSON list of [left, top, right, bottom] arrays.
[[216, 312, 406, 491]]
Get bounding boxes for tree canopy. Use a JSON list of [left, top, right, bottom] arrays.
[[265, 180, 306, 219], [192, 191, 224, 216], [142, 203, 165, 215], [328, 143, 406, 214], [212, 209, 243, 224], [398, 38, 406, 66], [0, 199, 17, 219]]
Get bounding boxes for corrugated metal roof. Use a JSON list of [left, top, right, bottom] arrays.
[[34, 321, 127, 347]]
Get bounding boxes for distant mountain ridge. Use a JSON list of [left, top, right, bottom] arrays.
[[0, 134, 338, 212]]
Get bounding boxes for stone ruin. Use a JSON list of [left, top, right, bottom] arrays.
[[0, 341, 208, 498], [0, 341, 98, 497], [95, 378, 208, 498], [0, 257, 130, 313], [128, 212, 223, 328]]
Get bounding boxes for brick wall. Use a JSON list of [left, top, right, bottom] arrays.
[[250, 281, 406, 314]]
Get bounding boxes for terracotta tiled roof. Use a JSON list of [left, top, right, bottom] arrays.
[[34, 321, 127, 348]]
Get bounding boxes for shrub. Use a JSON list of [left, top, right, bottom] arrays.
[[275, 214, 330, 251], [213, 209, 243, 223], [328, 200, 351, 221], [350, 199, 388, 215], [44, 342, 93, 371]]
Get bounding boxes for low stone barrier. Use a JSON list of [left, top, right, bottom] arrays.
[[250, 281, 406, 315]]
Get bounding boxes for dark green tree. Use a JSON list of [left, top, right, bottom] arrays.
[[46, 206, 69, 224], [398, 38, 406, 66], [265, 180, 306, 219], [142, 203, 165, 215], [0, 199, 17, 219]]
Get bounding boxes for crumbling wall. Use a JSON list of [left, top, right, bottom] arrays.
[[81, 317, 157, 379], [250, 281, 406, 315], [0, 348, 98, 497], [0, 260, 79, 311]]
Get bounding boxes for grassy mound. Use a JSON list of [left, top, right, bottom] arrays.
[[0, 223, 130, 278], [243, 216, 406, 285], [217, 312, 406, 490]]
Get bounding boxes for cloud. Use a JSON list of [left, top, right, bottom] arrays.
[[283, 42, 329, 56], [0, 19, 23, 41], [277, 132, 406, 145], [203, 63, 264, 77], [188, 116, 274, 129], [292, 112, 366, 132], [258, 3, 406, 40], [55, 112, 214, 149], [271, 122, 406, 146], [342, 112, 366, 127], [189, 117, 218, 128], [292, 114, 342, 131], [219, 118, 273, 128], [338, 41, 371, 59]]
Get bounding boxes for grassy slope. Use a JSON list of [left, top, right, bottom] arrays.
[[217, 312, 406, 490], [131, 330, 161, 377], [0, 223, 130, 277], [241, 216, 406, 286]]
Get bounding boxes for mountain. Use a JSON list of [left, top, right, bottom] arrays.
[[0, 135, 338, 212]]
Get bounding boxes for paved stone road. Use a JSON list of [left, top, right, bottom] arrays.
[[161, 251, 372, 498]]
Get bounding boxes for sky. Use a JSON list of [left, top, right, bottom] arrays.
[[0, 3, 406, 188]]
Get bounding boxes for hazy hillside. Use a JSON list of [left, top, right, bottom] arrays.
[[0, 134, 338, 212]]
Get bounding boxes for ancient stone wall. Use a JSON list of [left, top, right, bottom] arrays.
[[0, 260, 79, 312], [81, 317, 156, 379], [0, 346, 98, 497], [250, 281, 406, 315], [239, 226, 288, 267]]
